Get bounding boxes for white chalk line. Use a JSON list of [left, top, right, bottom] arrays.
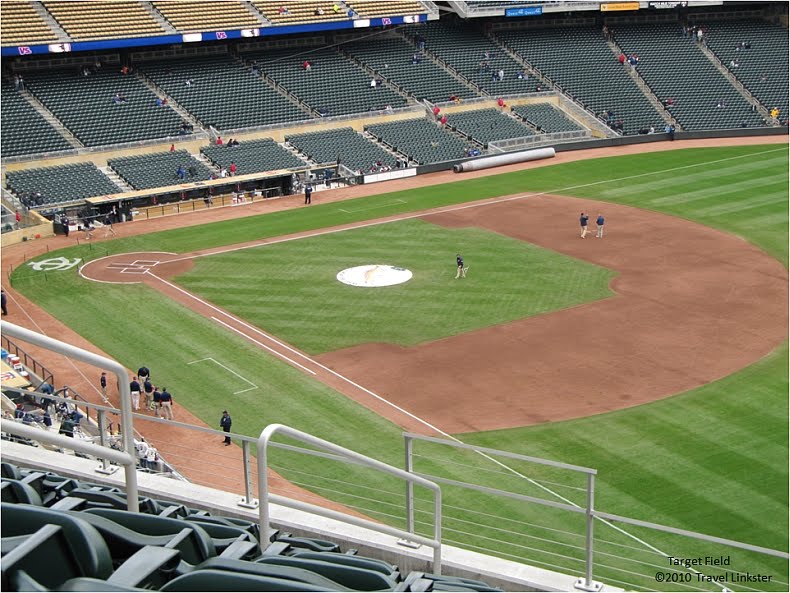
[[187, 356, 258, 394]]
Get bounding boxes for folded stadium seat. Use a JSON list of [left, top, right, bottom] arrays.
[[64, 488, 162, 515], [184, 514, 260, 542], [188, 557, 353, 590], [274, 534, 341, 553], [160, 569, 338, 592], [1, 462, 22, 479], [292, 550, 400, 580], [0, 479, 43, 506], [257, 555, 398, 590], [1, 503, 180, 591]]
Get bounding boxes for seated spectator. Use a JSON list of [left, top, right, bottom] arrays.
[[251, 61, 260, 75], [498, 68, 504, 80], [516, 70, 524, 79], [220, 167, 228, 178], [303, 60, 312, 71], [618, 53, 626, 65], [315, 7, 324, 15], [184, 78, 193, 86], [188, 165, 197, 177], [278, 5, 288, 14], [229, 162, 237, 176], [155, 97, 164, 107], [120, 65, 130, 75], [497, 97, 506, 109], [347, 8, 356, 18], [716, 99, 727, 109], [433, 105, 441, 118], [216, 136, 223, 145], [370, 78, 377, 88], [230, 138, 240, 147], [729, 58, 739, 68], [176, 165, 186, 180], [112, 92, 127, 104], [169, 143, 175, 152], [440, 115, 448, 126], [744, 41, 751, 49], [535, 84, 543, 92], [770, 107, 780, 119]]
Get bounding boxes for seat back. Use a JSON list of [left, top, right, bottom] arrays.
[[258, 555, 397, 590], [161, 569, 334, 592], [1, 478, 43, 506], [1, 503, 113, 583]]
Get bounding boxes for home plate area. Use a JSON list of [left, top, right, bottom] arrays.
[[106, 259, 161, 274]]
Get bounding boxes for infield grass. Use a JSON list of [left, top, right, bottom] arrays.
[[175, 220, 614, 353], [9, 144, 787, 590]]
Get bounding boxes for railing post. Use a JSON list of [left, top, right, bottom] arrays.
[[238, 440, 259, 509], [575, 473, 601, 591], [95, 409, 118, 475], [404, 435, 415, 533]]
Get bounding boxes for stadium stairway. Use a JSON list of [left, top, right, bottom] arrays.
[[29, 0, 71, 43], [695, 38, 774, 123], [135, 71, 205, 136], [333, 45, 415, 105], [606, 38, 680, 130], [235, 54, 318, 118], [139, 1, 179, 34], [393, 28, 488, 97], [99, 166, 135, 193]]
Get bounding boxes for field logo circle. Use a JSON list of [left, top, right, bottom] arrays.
[[337, 265, 412, 288]]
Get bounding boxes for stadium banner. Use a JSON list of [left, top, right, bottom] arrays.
[[363, 168, 417, 184], [505, 6, 543, 16], [600, 2, 640, 10], [1, 15, 427, 56], [542, 2, 599, 12], [648, 1, 688, 7]]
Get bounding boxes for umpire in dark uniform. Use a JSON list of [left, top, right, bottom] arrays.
[[220, 410, 232, 445], [304, 182, 312, 205]]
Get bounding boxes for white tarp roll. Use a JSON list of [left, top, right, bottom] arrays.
[[453, 147, 556, 172]]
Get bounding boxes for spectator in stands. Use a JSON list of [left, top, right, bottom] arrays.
[[82, 66, 91, 77], [155, 97, 164, 107], [648, 125, 655, 134], [251, 61, 260, 75], [370, 78, 377, 89], [498, 68, 504, 81], [303, 59, 312, 71], [170, 143, 175, 152], [432, 105, 441, 119], [112, 92, 127, 104], [120, 65, 130, 75], [315, 7, 325, 15], [230, 138, 240, 147], [15, 209, 21, 229], [220, 167, 228, 178], [618, 53, 626, 65], [497, 97, 506, 109], [229, 162, 237, 176], [278, 5, 288, 14], [516, 70, 525, 79], [759, 73, 768, 82], [716, 99, 727, 109], [184, 78, 193, 86], [176, 165, 186, 180], [216, 135, 223, 145], [440, 114, 448, 126], [13, 74, 24, 91], [665, 123, 675, 140], [744, 41, 751, 49], [696, 27, 704, 43], [770, 107, 780, 119], [188, 164, 197, 178], [347, 7, 357, 18], [729, 58, 739, 68]]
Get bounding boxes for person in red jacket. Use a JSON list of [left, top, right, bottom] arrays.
[[618, 53, 626, 65], [440, 115, 448, 126], [229, 162, 237, 176]]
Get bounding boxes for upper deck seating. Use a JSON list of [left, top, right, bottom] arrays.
[[345, 1, 425, 17], [343, 36, 478, 103], [22, 69, 185, 147], [152, 0, 260, 32], [108, 150, 215, 190], [286, 127, 399, 172], [42, 1, 165, 40], [253, 1, 346, 25], [496, 26, 664, 135], [446, 108, 534, 146], [702, 19, 789, 121], [5, 163, 119, 207], [0, 0, 59, 47], [201, 138, 307, 174], [404, 20, 539, 95], [366, 118, 467, 164], [1, 81, 73, 157], [615, 22, 765, 130], [243, 46, 407, 116], [511, 103, 584, 132], [139, 54, 310, 130]]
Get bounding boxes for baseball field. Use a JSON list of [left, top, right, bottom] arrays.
[[9, 143, 788, 590]]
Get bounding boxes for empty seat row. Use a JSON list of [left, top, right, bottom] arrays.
[[286, 127, 400, 172], [366, 118, 468, 164], [108, 150, 215, 190], [5, 162, 119, 207], [201, 137, 307, 174], [445, 108, 534, 146], [511, 103, 584, 133]]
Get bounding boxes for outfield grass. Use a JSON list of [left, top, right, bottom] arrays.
[[175, 220, 614, 353], [9, 145, 787, 589]]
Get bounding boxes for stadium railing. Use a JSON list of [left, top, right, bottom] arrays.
[[1, 335, 55, 388], [488, 130, 591, 153]]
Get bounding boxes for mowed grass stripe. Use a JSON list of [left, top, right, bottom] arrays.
[[648, 173, 788, 206], [602, 154, 788, 198], [176, 220, 615, 354]]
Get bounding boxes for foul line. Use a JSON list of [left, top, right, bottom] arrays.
[[187, 357, 258, 394]]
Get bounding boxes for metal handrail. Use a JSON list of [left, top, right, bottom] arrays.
[[0, 321, 138, 512], [259, 423, 444, 573], [1, 335, 55, 386]]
